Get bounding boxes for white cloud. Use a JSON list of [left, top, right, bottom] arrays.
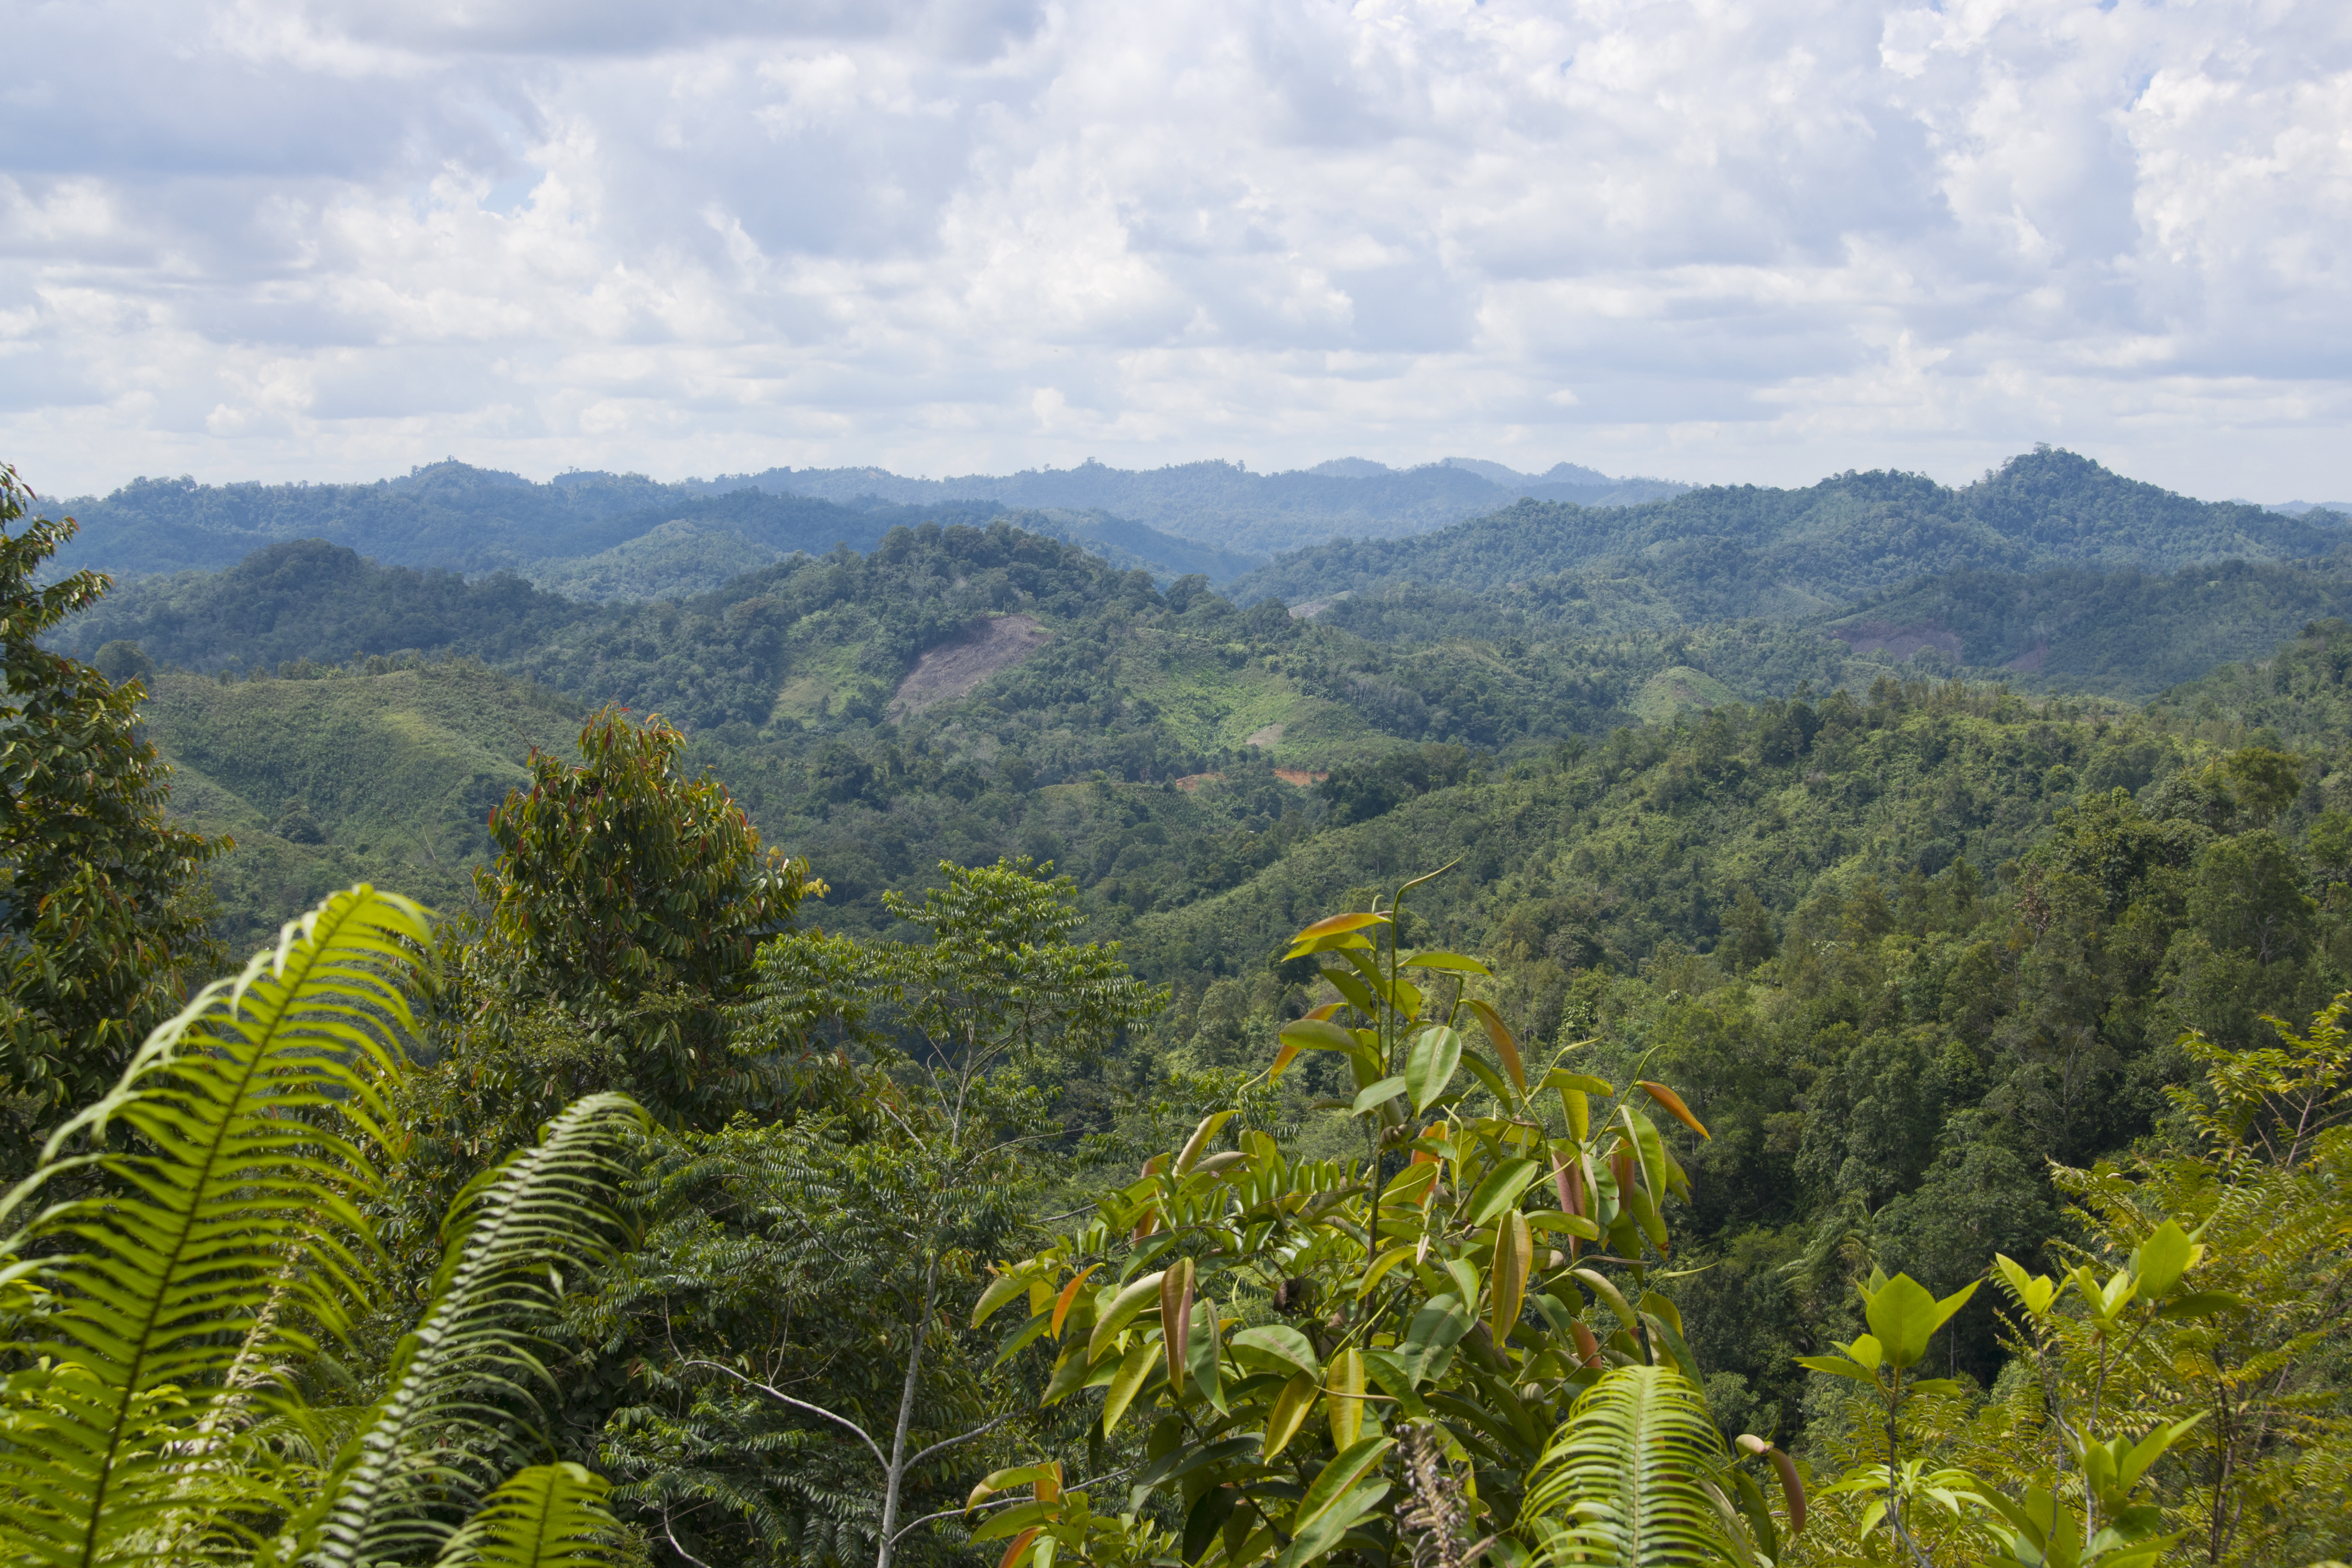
[[1, 0, 2346, 505]]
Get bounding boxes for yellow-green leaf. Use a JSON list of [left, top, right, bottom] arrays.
[[1357, 1244, 1418, 1302], [1289, 911, 1391, 945], [1102, 1338, 1160, 1434], [1401, 950, 1492, 975], [1491, 1211, 1532, 1344], [1088, 1271, 1167, 1363], [1177, 1110, 1239, 1174], [973, 1268, 1033, 1328], [1325, 1348, 1367, 1451], [1264, 1370, 1320, 1459]]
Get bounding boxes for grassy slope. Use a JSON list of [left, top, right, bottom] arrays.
[[146, 662, 585, 948]]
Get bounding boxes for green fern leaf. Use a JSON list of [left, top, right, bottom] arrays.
[[297, 1091, 645, 1568], [0, 885, 434, 1568], [1523, 1364, 1740, 1568], [428, 1463, 622, 1568]]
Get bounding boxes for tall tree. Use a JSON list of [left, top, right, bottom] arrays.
[[0, 461, 224, 1172], [594, 858, 1166, 1568], [441, 703, 817, 1134]]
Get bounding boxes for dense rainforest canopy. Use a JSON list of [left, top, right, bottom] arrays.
[[3, 449, 2349, 1568]]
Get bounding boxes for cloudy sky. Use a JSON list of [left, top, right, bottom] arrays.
[[3, 0, 2346, 499]]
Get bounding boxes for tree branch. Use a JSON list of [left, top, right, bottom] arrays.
[[676, 1358, 890, 1471], [905, 1410, 1018, 1470]]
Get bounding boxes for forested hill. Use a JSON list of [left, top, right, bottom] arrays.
[[43, 451, 1672, 584], [46, 461, 1003, 580], [42, 461, 1257, 589], [1229, 447, 2345, 612]]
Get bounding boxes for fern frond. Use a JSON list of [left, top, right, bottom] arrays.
[[1522, 1364, 1739, 1568], [0, 886, 433, 1568], [298, 1091, 646, 1568], [429, 1463, 622, 1568]]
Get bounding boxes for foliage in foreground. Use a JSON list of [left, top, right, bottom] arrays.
[[0, 462, 226, 1175], [0, 886, 644, 1567]]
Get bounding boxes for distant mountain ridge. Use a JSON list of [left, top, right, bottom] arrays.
[[1229, 448, 2346, 614], [689, 456, 1686, 553], [42, 452, 1677, 586]]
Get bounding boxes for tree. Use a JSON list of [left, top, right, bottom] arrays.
[[591, 858, 1166, 1568], [0, 885, 644, 1567], [444, 704, 817, 1133], [0, 462, 226, 1172]]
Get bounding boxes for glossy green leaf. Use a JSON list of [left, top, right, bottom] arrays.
[[1087, 1271, 1168, 1363], [1861, 1273, 1977, 1370], [1458, 1157, 1536, 1228], [1405, 1027, 1463, 1114], [1229, 1325, 1321, 1382], [1101, 1338, 1160, 1434], [2132, 1219, 2197, 1299]]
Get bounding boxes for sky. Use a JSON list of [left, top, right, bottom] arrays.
[[2, 0, 2347, 502]]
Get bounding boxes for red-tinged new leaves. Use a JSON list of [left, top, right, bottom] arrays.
[[1637, 1081, 1711, 1140], [1163, 1258, 1196, 1394], [1467, 1000, 1526, 1096]]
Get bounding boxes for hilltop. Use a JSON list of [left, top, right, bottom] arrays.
[[1232, 448, 2343, 613]]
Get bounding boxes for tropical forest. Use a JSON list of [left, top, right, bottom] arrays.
[[3, 448, 2349, 1568]]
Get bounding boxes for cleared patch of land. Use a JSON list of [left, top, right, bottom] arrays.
[[888, 614, 1052, 718], [1830, 620, 1964, 661]]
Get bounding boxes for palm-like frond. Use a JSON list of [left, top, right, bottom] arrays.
[[1522, 1364, 1739, 1568], [297, 1091, 645, 1568], [429, 1463, 622, 1568], [0, 886, 433, 1568]]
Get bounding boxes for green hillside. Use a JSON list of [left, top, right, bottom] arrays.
[[143, 658, 584, 948], [1821, 552, 2352, 695], [1233, 448, 2344, 616], [1121, 661, 2352, 1418]]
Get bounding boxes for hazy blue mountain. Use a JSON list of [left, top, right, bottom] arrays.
[[41, 461, 1262, 587], [695, 456, 1688, 552], [47, 461, 699, 579]]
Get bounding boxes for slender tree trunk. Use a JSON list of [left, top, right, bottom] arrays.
[[875, 1250, 941, 1568]]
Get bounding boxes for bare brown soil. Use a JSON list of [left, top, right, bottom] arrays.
[[1174, 772, 1225, 792], [1273, 768, 1328, 787], [888, 614, 1052, 719]]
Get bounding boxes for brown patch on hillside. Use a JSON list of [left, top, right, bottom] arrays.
[[1830, 621, 1963, 662], [2006, 641, 2050, 673], [1174, 772, 1224, 792], [1274, 768, 1329, 787], [888, 614, 1050, 719]]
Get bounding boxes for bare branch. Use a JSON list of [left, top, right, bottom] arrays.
[[905, 1411, 1018, 1469], [677, 1358, 890, 1471]]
